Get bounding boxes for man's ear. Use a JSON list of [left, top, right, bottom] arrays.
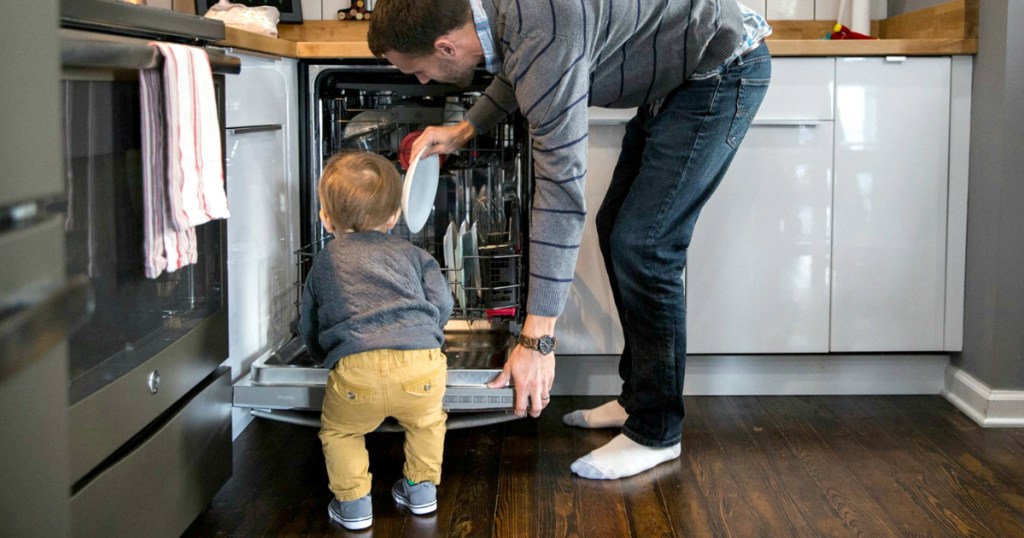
[[434, 35, 457, 58]]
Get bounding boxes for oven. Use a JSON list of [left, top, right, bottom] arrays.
[[58, 1, 239, 536], [232, 61, 533, 429]]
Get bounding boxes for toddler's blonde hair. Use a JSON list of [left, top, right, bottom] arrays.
[[318, 152, 402, 232]]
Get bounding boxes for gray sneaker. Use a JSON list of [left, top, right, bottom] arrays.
[[328, 495, 372, 530], [392, 479, 437, 515]]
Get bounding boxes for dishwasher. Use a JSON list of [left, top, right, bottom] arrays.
[[233, 61, 531, 429]]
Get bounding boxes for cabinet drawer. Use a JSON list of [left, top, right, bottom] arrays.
[[71, 369, 232, 538], [755, 57, 834, 121], [68, 309, 227, 483]]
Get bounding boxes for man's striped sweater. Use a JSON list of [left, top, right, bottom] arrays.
[[464, 0, 746, 318]]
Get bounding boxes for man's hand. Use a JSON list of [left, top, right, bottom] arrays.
[[410, 120, 476, 159], [487, 314, 557, 417]]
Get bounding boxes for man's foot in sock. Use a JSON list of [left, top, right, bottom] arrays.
[[570, 433, 681, 480], [562, 400, 628, 429]]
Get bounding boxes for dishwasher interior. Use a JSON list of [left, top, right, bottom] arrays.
[[233, 62, 531, 428]]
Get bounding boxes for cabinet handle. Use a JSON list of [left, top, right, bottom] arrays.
[[228, 124, 283, 134], [751, 120, 823, 127]]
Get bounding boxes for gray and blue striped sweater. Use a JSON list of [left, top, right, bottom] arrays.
[[464, 0, 745, 317]]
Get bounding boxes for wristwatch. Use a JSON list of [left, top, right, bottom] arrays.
[[517, 333, 557, 355]]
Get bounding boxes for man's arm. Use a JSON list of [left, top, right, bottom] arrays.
[[410, 73, 518, 159], [484, 33, 591, 417]]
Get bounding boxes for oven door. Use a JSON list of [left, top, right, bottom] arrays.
[[58, 29, 238, 494]]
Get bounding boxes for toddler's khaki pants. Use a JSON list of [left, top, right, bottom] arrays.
[[320, 348, 447, 501]]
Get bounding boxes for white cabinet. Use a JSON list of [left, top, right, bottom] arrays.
[[766, 0, 814, 20], [557, 119, 627, 355], [688, 58, 835, 354], [223, 52, 300, 435], [563, 56, 965, 356], [830, 57, 951, 351], [813, 0, 886, 21], [757, 0, 886, 21]]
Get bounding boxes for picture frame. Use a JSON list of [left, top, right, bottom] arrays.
[[194, 0, 304, 24]]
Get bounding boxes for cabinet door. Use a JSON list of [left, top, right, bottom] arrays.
[[687, 122, 834, 354], [225, 127, 298, 371], [831, 57, 950, 351], [557, 120, 626, 355]]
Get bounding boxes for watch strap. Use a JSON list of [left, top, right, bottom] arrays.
[[517, 333, 557, 354]]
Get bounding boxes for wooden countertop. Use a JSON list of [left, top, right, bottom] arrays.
[[219, 0, 977, 59]]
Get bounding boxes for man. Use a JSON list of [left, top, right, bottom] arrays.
[[369, 0, 771, 480]]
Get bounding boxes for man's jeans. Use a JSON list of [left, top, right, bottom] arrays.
[[595, 43, 771, 447]]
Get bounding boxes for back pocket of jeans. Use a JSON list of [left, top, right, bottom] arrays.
[[401, 365, 447, 397], [336, 377, 378, 405], [728, 77, 771, 148]]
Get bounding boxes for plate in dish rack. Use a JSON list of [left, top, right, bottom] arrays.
[[401, 145, 439, 233]]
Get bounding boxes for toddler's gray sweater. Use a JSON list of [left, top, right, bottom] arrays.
[[299, 231, 454, 370]]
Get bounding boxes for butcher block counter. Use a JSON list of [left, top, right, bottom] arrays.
[[217, 0, 977, 59]]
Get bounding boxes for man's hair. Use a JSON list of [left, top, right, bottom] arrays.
[[318, 152, 402, 232], [367, 0, 472, 57]]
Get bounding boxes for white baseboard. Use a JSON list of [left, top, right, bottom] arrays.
[[552, 354, 950, 396], [942, 365, 1024, 427]]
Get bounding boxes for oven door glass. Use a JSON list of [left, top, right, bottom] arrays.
[[60, 77, 225, 405]]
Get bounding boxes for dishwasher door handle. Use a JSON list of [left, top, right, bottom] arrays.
[[0, 275, 94, 382]]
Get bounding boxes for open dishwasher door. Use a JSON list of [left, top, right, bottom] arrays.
[[233, 321, 518, 429], [232, 61, 531, 429]]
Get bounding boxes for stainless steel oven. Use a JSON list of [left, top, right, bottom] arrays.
[[58, 2, 239, 536], [232, 61, 533, 429]]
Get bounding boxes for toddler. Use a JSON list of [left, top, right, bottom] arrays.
[[299, 152, 454, 531]]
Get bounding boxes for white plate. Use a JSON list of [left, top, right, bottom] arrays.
[[466, 221, 481, 305], [401, 145, 439, 234], [455, 220, 467, 309], [443, 222, 457, 303]]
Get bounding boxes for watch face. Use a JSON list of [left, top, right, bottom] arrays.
[[537, 336, 555, 355], [519, 334, 556, 354]]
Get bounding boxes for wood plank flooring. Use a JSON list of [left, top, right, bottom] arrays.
[[184, 396, 1024, 537]]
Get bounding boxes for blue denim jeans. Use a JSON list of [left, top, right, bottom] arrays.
[[595, 43, 771, 447]]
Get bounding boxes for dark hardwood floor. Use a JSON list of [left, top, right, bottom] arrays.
[[184, 396, 1024, 537]]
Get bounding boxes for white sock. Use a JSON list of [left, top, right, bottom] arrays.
[[570, 434, 681, 480], [562, 400, 628, 429]]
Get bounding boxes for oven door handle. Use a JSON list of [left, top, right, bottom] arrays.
[[0, 275, 94, 382], [61, 31, 241, 74]]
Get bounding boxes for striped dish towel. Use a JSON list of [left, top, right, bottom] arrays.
[[140, 43, 229, 278]]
